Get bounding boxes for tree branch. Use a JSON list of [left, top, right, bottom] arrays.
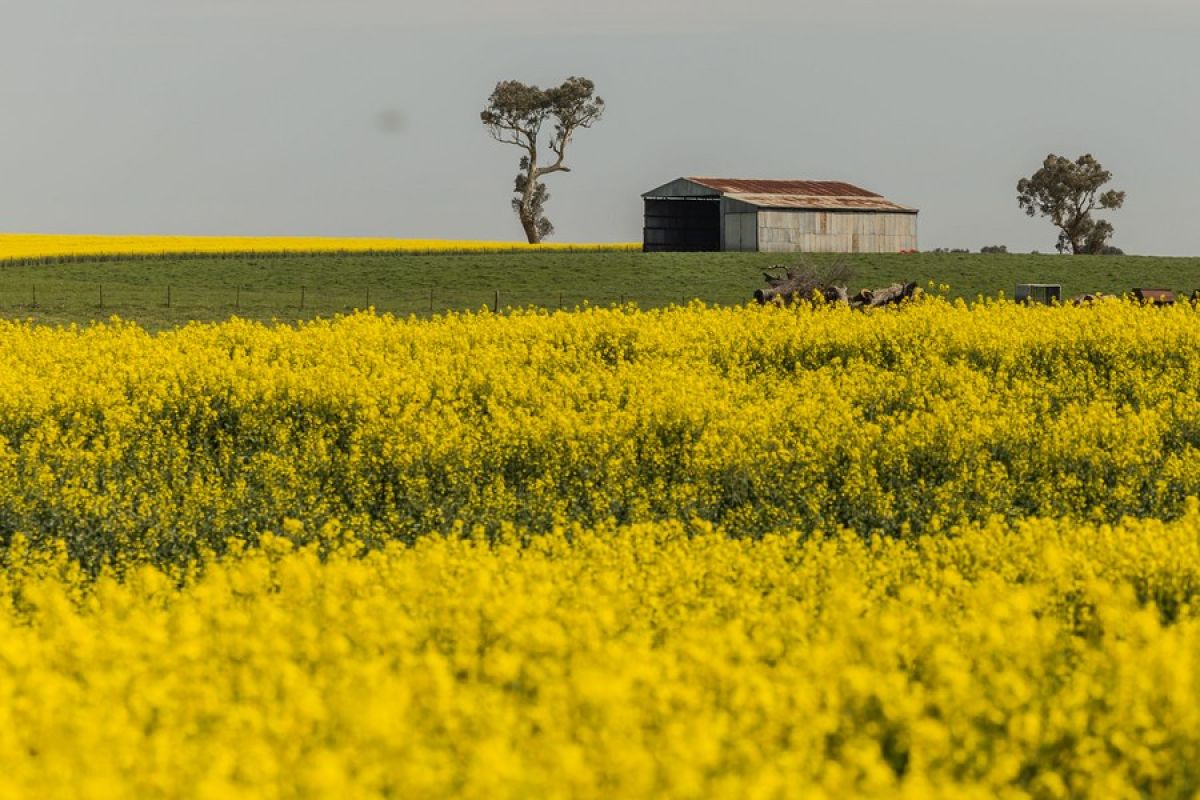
[[534, 125, 576, 177], [486, 126, 528, 149]]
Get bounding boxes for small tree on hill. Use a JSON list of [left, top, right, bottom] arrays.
[[481, 77, 605, 244], [1017, 154, 1126, 254]]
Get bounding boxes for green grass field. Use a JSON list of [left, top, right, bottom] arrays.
[[0, 250, 1197, 327]]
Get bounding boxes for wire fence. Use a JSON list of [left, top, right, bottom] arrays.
[[0, 283, 713, 322]]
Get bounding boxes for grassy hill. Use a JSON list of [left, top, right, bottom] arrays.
[[0, 250, 1197, 328]]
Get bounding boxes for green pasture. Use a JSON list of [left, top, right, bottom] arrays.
[[0, 250, 1196, 328]]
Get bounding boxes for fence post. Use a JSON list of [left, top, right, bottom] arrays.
[[429, 287, 434, 313], [167, 285, 171, 308], [235, 286, 240, 310], [300, 285, 305, 310], [31, 285, 36, 307], [493, 289, 499, 313], [365, 288, 370, 309]]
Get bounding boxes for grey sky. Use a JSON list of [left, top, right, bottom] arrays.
[[2, 0, 1198, 254]]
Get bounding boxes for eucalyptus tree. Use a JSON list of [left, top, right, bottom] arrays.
[[1017, 154, 1126, 254], [481, 77, 604, 243]]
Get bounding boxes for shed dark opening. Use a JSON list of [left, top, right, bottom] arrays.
[[642, 198, 720, 252]]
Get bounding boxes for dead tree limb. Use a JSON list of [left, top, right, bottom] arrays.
[[755, 268, 917, 310], [851, 281, 918, 308], [753, 258, 854, 305]]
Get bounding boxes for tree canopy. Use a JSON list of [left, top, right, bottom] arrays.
[[481, 77, 604, 244], [1017, 154, 1126, 255]]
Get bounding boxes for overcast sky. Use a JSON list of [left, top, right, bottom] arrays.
[[2, 0, 1198, 254]]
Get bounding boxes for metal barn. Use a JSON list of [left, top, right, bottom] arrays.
[[642, 177, 918, 253]]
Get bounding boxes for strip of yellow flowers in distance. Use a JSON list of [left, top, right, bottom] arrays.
[[0, 233, 639, 262]]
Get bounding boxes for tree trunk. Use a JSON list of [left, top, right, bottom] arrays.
[[1060, 219, 1087, 254], [518, 206, 540, 244], [853, 282, 918, 308], [518, 155, 541, 244]]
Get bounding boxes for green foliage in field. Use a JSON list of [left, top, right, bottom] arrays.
[[0, 250, 1196, 328]]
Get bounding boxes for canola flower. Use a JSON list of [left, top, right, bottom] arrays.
[[0, 299, 1196, 796], [0, 298, 1196, 568], [0, 233, 639, 264], [2, 513, 1200, 798]]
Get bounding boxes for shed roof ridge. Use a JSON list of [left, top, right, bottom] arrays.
[[685, 177, 883, 198], [724, 192, 917, 213], [688, 176, 860, 183], [726, 191, 888, 200]]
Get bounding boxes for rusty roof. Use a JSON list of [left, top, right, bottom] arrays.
[[687, 177, 881, 197], [726, 193, 917, 213]]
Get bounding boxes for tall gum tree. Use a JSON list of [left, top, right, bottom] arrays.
[[1017, 154, 1126, 254], [481, 77, 604, 244]]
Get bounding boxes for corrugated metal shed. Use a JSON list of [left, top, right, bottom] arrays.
[[643, 176, 919, 254]]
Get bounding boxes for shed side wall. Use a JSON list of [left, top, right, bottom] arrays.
[[723, 212, 759, 251], [756, 210, 917, 253]]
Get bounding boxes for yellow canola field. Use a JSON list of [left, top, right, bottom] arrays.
[[0, 233, 638, 262], [3, 514, 1200, 799], [0, 301, 1196, 795], [0, 299, 1197, 569]]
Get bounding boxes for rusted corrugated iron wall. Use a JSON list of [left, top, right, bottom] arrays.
[[756, 210, 917, 253]]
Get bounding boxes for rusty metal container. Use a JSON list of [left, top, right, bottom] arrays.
[[1133, 288, 1175, 305]]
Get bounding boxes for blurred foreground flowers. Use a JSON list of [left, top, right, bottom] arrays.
[[3, 515, 1200, 797]]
